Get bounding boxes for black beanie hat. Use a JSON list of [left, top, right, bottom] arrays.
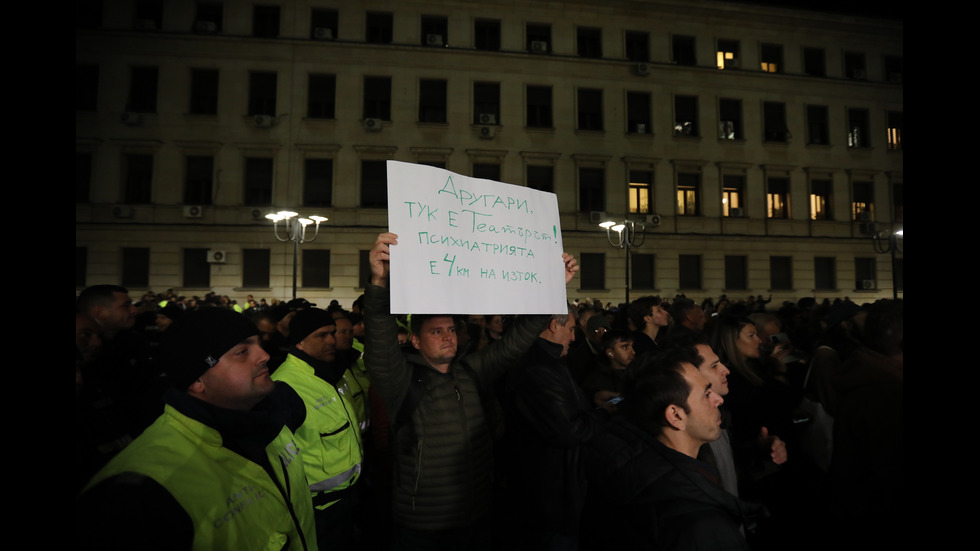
[[162, 308, 260, 390], [289, 308, 336, 345]]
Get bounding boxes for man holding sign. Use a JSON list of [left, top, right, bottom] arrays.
[[364, 232, 578, 550]]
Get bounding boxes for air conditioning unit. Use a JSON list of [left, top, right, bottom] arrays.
[[531, 41, 548, 53], [183, 205, 203, 218], [635, 123, 647, 134], [253, 115, 275, 128], [729, 207, 744, 217], [646, 214, 662, 226], [589, 211, 607, 224], [634, 63, 651, 76], [207, 250, 226, 264], [426, 34, 444, 46], [478, 126, 495, 139], [364, 118, 383, 131], [121, 112, 142, 126], [194, 20, 217, 33], [251, 209, 265, 220], [313, 27, 334, 40], [112, 205, 134, 219], [860, 279, 875, 290], [719, 120, 735, 140], [478, 113, 497, 125]]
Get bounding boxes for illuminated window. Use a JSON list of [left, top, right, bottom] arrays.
[[716, 39, 738, 69], [767, 177, 789, 219], [719, 98, 742, 140], [810, 179, 832, 220], [847, 108, 870, 148], [852, 181, 874, 221], [722, 175, 744, 217], [629, 171, 652, 214], [761, 43, 782, 73], [887, 112, 903, 151], [677, 173, 700, 216]]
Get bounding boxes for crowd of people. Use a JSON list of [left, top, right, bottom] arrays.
[[76, 235, 902, 550]]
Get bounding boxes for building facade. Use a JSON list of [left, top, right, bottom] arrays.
[[76, 0, 903, 307]]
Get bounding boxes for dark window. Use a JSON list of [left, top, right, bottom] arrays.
[[577, 88, 603, 131], [244, 158, 273, 206], [678, 255, 702, 289], [803, 47, 825, 77], [304, 159, 333, 207], [189, 68, 218, 115], [361, 160, 388, 207], [632, 253, 655, 289], [810, 179, 832, 220], [366, 12, 393, 44], [767, 177, 789, 219], [473, 82, 500, 125], [474, 18, 500, 50], [184, 155, 213, 205], [77, 0, 103, 29], [629, 170, 652, 214], [359, 250, 372, 289], [672, 35, 696, 66], [855, 258, 876, 290], [76, 247, 88, 288], [852, 181, 874, 221], [421, 15, 448, 46], [806, 105, 830, 145], [76, 152, 92, 204], [844, 51, 867, 80], [722, 175, 744, 217], [884, 55, 903, 83], [893, 258, 903, 292], [527, 85, 552, 128], [527, 165, 554, 193], [310, 8, 338, 40], [674, 95, 698, 137], [419, 79, 447, 123], [127, 66, 158, 113], [724, 255, 747, 290], [193, 2, 222, 33], [814, 257, 836, 290], [893, 183, 903, 223], [248, 72, 277, 116], [419, 160, 445, 169], [363, 77, 392, 120], [308, 74, 336, 119], [770, 256, 793, 290], [77, 64, 99, 111], [473, 163, 500, 181], [577, 27, 602, 58], [627, 92, 651, 134], [625, 31, 649, 62], [252, 5, 280, 38], [847, 108, 870, 148], [526, 23, 551, 53], [677, 173, 700, 216], [122, 247, 150, 288], [719, 98, 742, 140], [763, 101, 789, 142], [887, 112, 903, 151], [761, 43, 782, 73], [580, 253, 606, 290], [716, 39, 739, 69], [242, 249, 271, 288], [302, 250, 331, 288], [124, 154, 153, 204], [183, 248, 211, 288], [579, 167, 605, 212]]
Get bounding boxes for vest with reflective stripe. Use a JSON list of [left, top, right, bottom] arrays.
[[85, 404, 316, 551]]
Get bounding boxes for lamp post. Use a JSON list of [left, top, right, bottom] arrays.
[[266, 210, 328, 300], [599, 218, 646, 305], [872, 226, 903, 299]]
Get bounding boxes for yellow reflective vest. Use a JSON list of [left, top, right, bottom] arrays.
[[84, 403, 317, 551]]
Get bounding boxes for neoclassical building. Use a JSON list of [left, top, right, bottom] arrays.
[[76, 0, 903, 307]]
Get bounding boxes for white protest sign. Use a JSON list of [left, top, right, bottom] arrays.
[[386, 160, 567, 314]]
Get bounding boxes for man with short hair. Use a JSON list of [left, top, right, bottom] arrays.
[[364, 232, 578, 550], [271, 309, 362, 551], [77, 308, 317, 550], [665, 297, 706, 342], [584, 349, 766, 550], [628, 295, 670, 357]]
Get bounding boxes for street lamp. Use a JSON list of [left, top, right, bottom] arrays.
[[872, 225, 903, 299], [266, 210, 328, 300], [599, 218, 646, 304]]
